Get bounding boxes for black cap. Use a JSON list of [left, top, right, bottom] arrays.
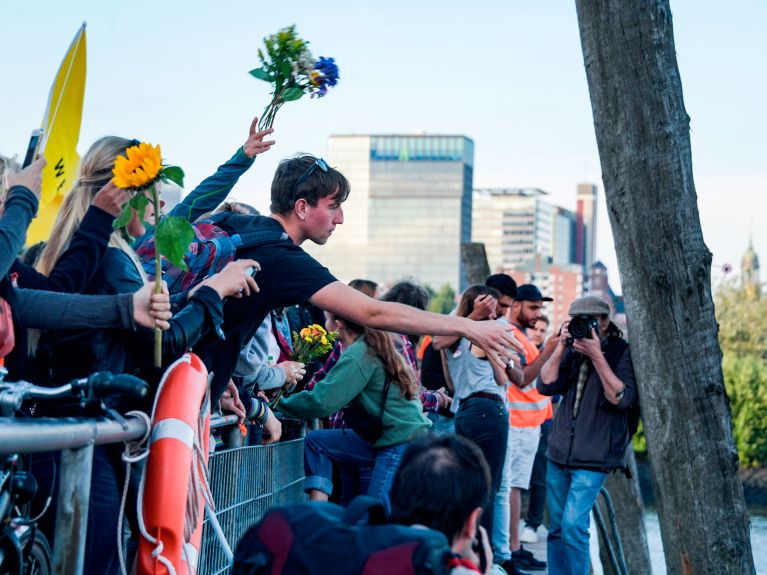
[[515, 284, 553, 302]]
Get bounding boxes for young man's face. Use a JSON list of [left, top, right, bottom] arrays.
[[303, 194, 344, 245], [514, 300, 543, 329], [529, 319, 549, 346], [497, 295, 513, 321]]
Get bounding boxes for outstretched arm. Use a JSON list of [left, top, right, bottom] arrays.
[[310, 281, 523, 370]]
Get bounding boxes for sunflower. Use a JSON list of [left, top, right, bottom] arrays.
[[112, 142, 163, 190]]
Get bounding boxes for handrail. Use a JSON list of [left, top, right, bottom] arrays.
[[593, 487, 628, 575], [0, 415, 148, 455]]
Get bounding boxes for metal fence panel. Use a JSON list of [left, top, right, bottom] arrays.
[[199, 438, 306, 575]]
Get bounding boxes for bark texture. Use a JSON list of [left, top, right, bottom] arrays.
[[597, 449, 652, 574], [574, 1, 754, 573]]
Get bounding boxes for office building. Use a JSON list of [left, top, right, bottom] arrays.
[[575, 183, 598, 271], [472, 188, 553, 272], [305, 134, 474, 290]]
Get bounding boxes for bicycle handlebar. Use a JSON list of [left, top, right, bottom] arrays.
[[0, 371, 150, 417]]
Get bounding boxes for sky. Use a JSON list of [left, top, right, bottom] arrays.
[[2, 0, 765, 294]]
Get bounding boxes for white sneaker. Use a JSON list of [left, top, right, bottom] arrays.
[[519, 525, 538, 544], [490, 564, 509, 575]]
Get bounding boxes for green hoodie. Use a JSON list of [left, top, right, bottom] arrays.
[[277, 338, 431, 447]]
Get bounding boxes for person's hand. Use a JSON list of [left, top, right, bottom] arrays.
[[220, 380, 246, 423], [434, 387, 452, 410], [6, 157, 46, 199], [262, 409, 282, 445], [92, 182, 131, 217], [467, 319, 524, 371], [543, 334, 560, 355], [278, 361, 306, 386], [557, 321, 572, 347], [572, 328, 602, 360], [133, 281, 172, 330], [242, 117, 276, 159], [198, 259, 260, 299], [469, 294, 498, 321]]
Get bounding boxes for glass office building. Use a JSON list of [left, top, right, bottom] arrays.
[[306, 135, 474, 291]]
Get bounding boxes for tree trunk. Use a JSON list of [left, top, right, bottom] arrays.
[[574, 1, 754, 573], [597, 449, 652, 574], [461, 242, 491, 286]]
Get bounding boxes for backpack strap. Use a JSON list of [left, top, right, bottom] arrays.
[[377, 374, 392, 428], [208, 212, 290, 249], [343, 496, 388, 526]]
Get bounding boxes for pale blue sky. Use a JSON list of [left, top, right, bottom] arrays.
[[2, 1, 765, 293]]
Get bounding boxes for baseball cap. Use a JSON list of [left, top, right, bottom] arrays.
[[515, 284, 553, 302], [568, 296, 610, 317]]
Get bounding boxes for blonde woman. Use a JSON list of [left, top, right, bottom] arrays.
[[30, 136, 257, 575]]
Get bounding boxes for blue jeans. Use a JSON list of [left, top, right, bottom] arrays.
[[303, 429, 407, 513], [454, 396, 509, 535], [546, 461, 608, 575]]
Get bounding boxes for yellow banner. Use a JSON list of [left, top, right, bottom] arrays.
[[27, 23, 87, 245]]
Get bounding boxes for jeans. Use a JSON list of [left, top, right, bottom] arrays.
[[454, 397, 509, 536], [303, 428, 407, 513], [492, 425, 540, 561], [546, 461, 608, 575], [525, 422, 550, 530]]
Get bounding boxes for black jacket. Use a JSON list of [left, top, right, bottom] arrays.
[[38, 247, 223, 400], [537, 337, 636, 470]]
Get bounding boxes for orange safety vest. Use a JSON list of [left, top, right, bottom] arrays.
[[507, 326, 552, 427]]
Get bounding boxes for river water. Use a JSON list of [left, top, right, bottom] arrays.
[[645, 510, 767, 573]]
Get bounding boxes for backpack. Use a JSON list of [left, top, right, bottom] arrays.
[[135, 213, 289, 294], [231, 496, 453, 575]]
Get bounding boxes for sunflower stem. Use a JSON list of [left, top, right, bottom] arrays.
[[151, 185, 163, 368]]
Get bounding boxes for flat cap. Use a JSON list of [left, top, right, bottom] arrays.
[[568, 296, 610, 317]]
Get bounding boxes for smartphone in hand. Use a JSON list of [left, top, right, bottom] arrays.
[[22, 129, 44, 168]]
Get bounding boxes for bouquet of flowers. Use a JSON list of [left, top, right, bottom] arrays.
[[271, 323, 337, 409], [291, 323, 337, 364], [250, 25, 339, 130], [112, 142, 193, 367]]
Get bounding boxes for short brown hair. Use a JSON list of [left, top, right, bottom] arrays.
[[270, 154, 350, 215]]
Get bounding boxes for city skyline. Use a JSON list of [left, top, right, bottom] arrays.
[[1, 1, 764, 295]]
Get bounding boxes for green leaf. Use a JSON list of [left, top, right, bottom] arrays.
[[160, 166, 185, 188], [131, 193, 149, 214], [155, 216, 194, 270], [113, 201, 134, 229], [279, 60, 292, 79], [249, 67, 272, 81], [281, 87, 305, 102]]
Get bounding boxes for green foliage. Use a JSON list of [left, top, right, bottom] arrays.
[[428, 283, 456, 315], [155, 216, 194, 269], [722, 354, 767, 467], [160, 166, 185, 188], [632, 420, 647, 455], [713, 281, 767, 466], [715, 280, 767, 360], [113, 193, 148, 230]]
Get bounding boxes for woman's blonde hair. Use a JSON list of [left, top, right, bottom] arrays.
[[35, 136, 146, 281]]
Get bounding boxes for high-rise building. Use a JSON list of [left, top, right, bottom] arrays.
[[472, 188, 553, 272], [741, 234, 761, 300], [305, 135, 474, 290], [575, 183, 598, 271], [552, 206, 577, 265]]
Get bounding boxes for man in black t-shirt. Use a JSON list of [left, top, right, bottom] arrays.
[[194, 154, 523, 402]]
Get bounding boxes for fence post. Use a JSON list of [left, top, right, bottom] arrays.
[[52, 443, 94, 575]]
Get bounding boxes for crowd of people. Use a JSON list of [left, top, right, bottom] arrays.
[[0, 118, 637, 575]]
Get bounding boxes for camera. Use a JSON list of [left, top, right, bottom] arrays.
[[567, 315, 599, 345]]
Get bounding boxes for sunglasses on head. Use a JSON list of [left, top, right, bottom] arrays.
[[291, 158, 328, 197]]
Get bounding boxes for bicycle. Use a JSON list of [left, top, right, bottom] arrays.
[[0, 370, 149, 575]]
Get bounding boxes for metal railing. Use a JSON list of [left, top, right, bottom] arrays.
[[0, 413, 308, 575], [199, 418, 307, 575], [593, 487, 629, 575]]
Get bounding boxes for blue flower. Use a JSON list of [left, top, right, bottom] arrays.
[[310, 56, 339, 98]]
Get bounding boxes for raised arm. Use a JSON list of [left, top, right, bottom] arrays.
[[169, 118, 275, 222], [310, 281, 523, 369]]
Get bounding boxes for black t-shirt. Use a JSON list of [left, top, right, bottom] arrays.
[[193, 217, 337, 401]]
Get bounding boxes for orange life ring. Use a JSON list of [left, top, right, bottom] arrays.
[[137, 353, 210, 575]]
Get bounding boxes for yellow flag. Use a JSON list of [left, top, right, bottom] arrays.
[[26, 23, 87, 245]]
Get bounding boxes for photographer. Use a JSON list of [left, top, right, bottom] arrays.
[[537, 296, 637, 575]]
